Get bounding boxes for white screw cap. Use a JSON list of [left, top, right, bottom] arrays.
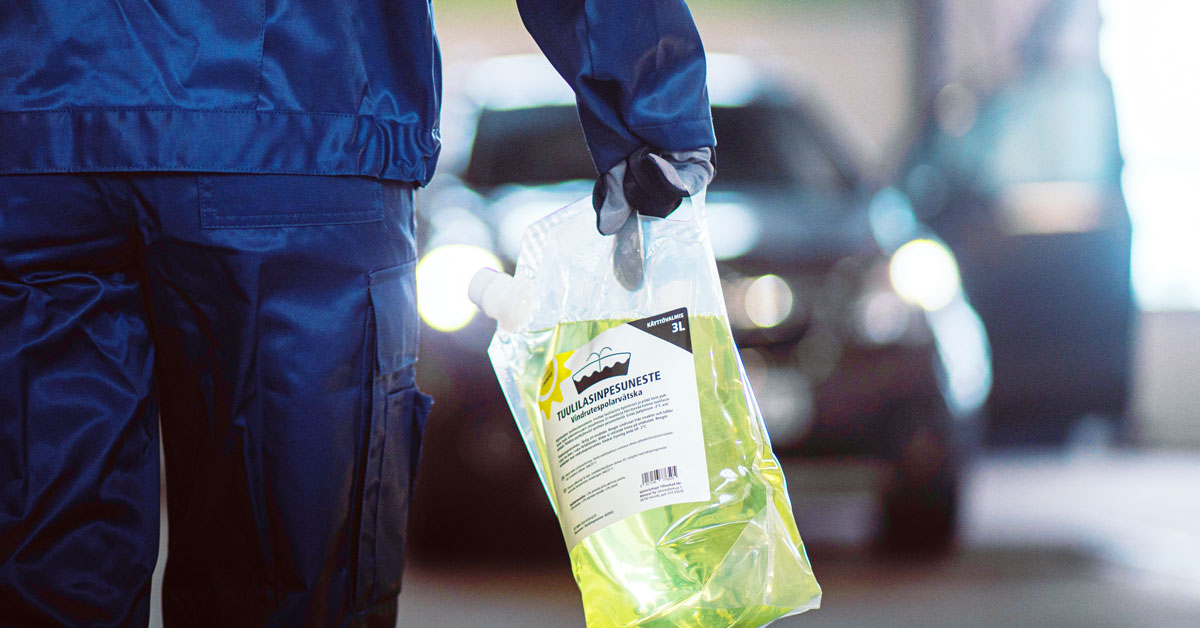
[[468, 268, 530, 332]]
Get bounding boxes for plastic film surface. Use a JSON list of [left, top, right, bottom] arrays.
[[486, 195, 821, 627]]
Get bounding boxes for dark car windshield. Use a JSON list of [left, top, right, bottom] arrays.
[[463, 103, 854, 195]]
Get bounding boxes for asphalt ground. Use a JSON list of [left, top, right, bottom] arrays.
[[143, 449, 1199, 626], [388, 450, 1200, 628]]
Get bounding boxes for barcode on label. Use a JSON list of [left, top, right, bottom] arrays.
[[641, 465, 679, 486]]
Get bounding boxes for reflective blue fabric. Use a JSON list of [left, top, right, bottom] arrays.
[[0, 1, 714, 181], [0, 173, 428, 627]]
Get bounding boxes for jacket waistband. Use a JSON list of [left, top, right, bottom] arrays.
[[0, 108, 441, 184]]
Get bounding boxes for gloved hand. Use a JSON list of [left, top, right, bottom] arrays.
[[592, 146, 715, 236], [593, 146, 714, 291]]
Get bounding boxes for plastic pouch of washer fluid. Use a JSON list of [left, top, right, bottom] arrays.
[[469, 192, 820, 628]]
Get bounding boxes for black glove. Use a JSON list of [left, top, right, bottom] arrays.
[[592, 147, 715, 235], [591, 147, 714, 290]]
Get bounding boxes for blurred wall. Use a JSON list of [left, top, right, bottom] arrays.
[[687, 1, 913, 167], [939, 0, 1059, 80], [434, 0, 915, 168], [432, 0, 1082, 170]]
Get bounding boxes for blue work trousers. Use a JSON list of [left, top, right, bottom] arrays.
[[0, 173, 430, 627]]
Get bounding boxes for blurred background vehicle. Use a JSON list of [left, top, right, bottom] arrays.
[[407, 52, 992, 557], [898, 0, 1134, 448]]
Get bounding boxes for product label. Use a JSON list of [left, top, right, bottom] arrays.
[[539, 307, 710, 548]]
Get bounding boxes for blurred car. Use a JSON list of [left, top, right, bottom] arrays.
[[407, 54, 991, 558], [899, 28, 1133, 447]]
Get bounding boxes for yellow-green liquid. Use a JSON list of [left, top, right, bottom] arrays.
[[518, 315, 821, 628]]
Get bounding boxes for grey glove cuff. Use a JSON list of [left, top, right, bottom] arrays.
[[592, 147, 715, 236]]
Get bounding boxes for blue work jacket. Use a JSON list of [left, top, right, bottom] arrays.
[[0, 1, 715, 184]]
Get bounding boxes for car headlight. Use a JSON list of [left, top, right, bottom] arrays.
[[416, 244, 504, 332], [743, 274, 794, 328], [888, 239, 961, 311]]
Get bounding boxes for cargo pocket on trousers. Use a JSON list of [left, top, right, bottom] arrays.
[[353, 261, 432, 609], [198, 174, 384, 228]]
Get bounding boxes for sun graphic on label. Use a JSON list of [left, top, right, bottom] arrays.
[[537, 350, 574, 420]]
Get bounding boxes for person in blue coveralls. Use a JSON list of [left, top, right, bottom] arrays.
[[0, 1, 715, 627]]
